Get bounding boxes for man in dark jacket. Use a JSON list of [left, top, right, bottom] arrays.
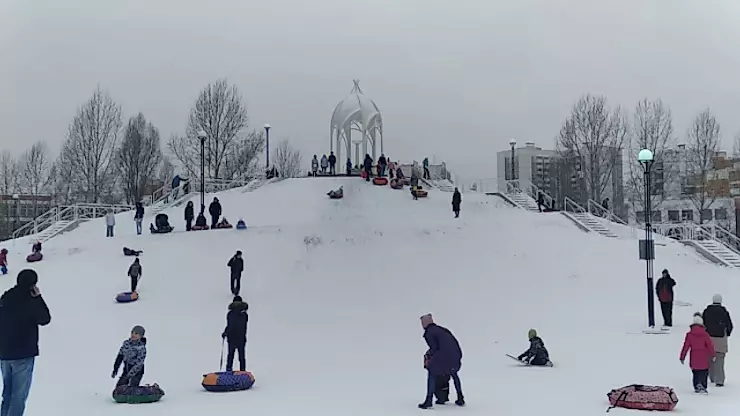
[[209, 197, 222, 229], [128, 258, 142, 293], [185, 201, 194, 231], [328, 151, 337, 175], [0, 269, 51, 415], [452, 188, 461, 218], [655, 269, 676, 327], [227, 251, 244, 296], [363, 154, 373, 182], [222, 296, 249, 372], [703, 294, 733, 386], [134, 202, 145, 235], [419, 314, 464, 409]]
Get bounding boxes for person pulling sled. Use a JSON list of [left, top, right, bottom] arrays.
[[517, 329, 552, 366]]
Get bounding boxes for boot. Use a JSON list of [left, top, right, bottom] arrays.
[[418, 401, 433, 409], [455, 396, 465, 406]]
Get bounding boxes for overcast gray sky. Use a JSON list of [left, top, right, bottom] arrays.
[[2, 0, 740, 181]]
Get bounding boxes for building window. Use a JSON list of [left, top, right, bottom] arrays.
[[652, 211, 662, 222], [682, 210, 694, 221], [636, 211, 645, 222], [701, 209, 713, 221], [715, 208, 728, 220], [667, 210, 679, 222]]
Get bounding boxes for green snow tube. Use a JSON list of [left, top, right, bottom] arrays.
[[112, 384, 165, 404]]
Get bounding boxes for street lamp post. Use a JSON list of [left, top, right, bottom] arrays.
[[264, 124, 271, 175], [197, 130, 207, 217], [638, 148, 656, 328], [509, 139, 517, 189]]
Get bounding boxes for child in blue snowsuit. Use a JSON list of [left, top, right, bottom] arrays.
[[112, 325, 147, 387], [517, 329, 552, 366]]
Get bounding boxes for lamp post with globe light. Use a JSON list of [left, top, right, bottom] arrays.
[[264, 124, 271, 175], [638, 148, 656, 328], [509, 139, 517, 189], [197, 130, 207, 218]]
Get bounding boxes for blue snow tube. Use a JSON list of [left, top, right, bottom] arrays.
[[116, 292, 139, 303], [236, 220, 247, 230], [202, 371, 255, 392]]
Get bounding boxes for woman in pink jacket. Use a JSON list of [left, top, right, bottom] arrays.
[[680, 314, 716, 393]]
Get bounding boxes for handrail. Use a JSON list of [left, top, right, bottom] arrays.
[[11, 207, 59, 239], [587, 199, 627, 226], [505, 179, 521, 193], [529, 183, 553, 209], [702, 222, 740, 254], [10, 203, 134, 240], [563, 196, 587, 214]]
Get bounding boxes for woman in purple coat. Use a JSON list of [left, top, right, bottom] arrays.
[[419, 314, 464, 409]]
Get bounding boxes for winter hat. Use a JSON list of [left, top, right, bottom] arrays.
[[131, 325, 145, 336], [528, 329, 538, 339], [233, 295, 243, 303], [693, 315, 704, 326], [420, 313, 434, 328], [17, 269, 38, 288], [713, 294, 723, 304], [236, 250, 242, 256]]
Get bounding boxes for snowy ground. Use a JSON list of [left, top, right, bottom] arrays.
[[2, 177, 740, 415]]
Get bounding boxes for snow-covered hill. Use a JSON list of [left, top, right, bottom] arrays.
[[1, 177, 739, 415]]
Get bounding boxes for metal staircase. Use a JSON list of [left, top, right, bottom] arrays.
[[145, 178, 255, 215], [11, 203, 133, 243], [655, 223, 740, 268], [561, 197, 618, 238], [503, 180, 541, 211]]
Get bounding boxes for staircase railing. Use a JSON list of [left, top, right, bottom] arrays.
[[10, 203, 133, 240], [563, 196, 587, 214], [654, 223, 717, 243], [701, 222, 740, 255], [587, 199, 627, 225], [529, 183, 553, 209], [505, 180, 521, 193], [11, 207, 60, 239]]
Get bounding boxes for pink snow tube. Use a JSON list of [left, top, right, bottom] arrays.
[[607, 385, 678, 412], [26, 252, 43, 263]]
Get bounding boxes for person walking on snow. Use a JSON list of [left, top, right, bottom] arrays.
[[222, 295, 249, 372], [423, 157, 431, 180], [328, 151, 336, 175], [227, 251, 244, 296], [0, 249, 7, 275], [185, 201, 194, 231], [703, 294, 733, 387], [656, 269, 676, 327], [320, 154, 329, 174], [311, 155, 319, 177], [680, 314, 716, 393], [209, 197, 222, 229], [419, 313, 464, 409], [452, 188, 462, 218], [106, 211, 116, 237], [134, 202, 144, 235], [128, 258, 142, 293], [537, 191, 545, 212], [0, 269, 51, 416], [112, 326, 147, 387]]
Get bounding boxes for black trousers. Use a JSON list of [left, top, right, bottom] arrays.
[[692, 369, 709, 389], [117, 370, 144, 387], [434, 374, 451, 402], [186, 219, 192, 231], [231, 273, 241, 296], [226, 341, 246, 372], [130, 276, 139, 292], [211, 215, 219, 229], [660, 301, 673, 327]]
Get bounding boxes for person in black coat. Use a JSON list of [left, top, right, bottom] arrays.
[[227, 251, 244, 296], [703, 294, 733, 386], [419, 314, 464, 409], [184, 201, 194, 231], [0, 270, 51, 413], [452, 188, 461, 218], [328, 152, 337, 175], [222, 296, 248, 372], [363, 154, 373, 182], [655, 269, 676, 327], [209, 197, 222, 229]]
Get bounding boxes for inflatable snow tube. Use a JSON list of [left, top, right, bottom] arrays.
[[412, 190, 428, 198], [328, 193, 343, 199], [191, 225, 210, 231], [202, 371, 255, 392], [236, 222, 247, 230], [390, 179, 403, 189], [607, 385, 678, 412], [216, 224, 234, 229], [116, 292, 139, 303], [112, 384, 165, 404], [26, 252, 42, 263], [372, 177, 388, 186]]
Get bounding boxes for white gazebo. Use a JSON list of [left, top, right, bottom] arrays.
[[330, 80, 384, 172]]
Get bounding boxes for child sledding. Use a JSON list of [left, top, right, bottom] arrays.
[[514, 329, 553, 366], [111, 326, 164, 404], [215, 218, 233, 229], [123, 247, 143, 257], [150, 213, 173, 234], [26, 241, 43, 263], [327, 186, 344, 199]]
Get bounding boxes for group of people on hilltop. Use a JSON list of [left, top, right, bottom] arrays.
[[311, 152, 338, 176]]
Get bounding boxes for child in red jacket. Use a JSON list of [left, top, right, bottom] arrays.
[[680, 314, 716, 393], [0, 248, 7, 275]]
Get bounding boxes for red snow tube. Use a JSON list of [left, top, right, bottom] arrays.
[[373, 177, 388, 186], [191, 225, 210, 231], [26, 252, 43, 263], [607, 385, 678, 412]]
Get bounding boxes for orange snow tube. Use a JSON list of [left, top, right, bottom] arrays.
[[373, 177, 388, 186], [411, 189, 428, 198]]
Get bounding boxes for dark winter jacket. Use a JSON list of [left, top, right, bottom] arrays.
[[396, 167, 405, 179], [209, 200, 222, 217], [655, 274, 676, 303], [0, 286, 51, 360], [113, 337, 147, 378], [378, 156, 387, 166], [363, 156, 373, 171], [452, 191, 461, 211], [703, 304, 734, 338], [346, 160, 352, 172], [228, 256, 244, 275], [423, 323, 463, 376], [518, 336, 549, 364], [123, 247, 142, 257], [185, 203, 194, 221], [222, 300, 249, 344], [135, 204, 144, 220], [328, 154, 336, 165], [128, 261, 142, 278]]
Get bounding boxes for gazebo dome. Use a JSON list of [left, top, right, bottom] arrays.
[[329, 80, 384, 171]]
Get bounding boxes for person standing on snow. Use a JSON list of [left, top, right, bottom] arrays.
[[328, 151, 336, 175], [112, 326, 147, 387], [134, 202, 144, 235], [656, 269, 676, 327], [227, 251, 244, 296], [452, 188, 462, 218], [320, 154, 329, 174], [423, 157, 431, 180], [184, 201, 194, 231], [363, 154, 373, 182], [346, 158, 353, 176], [703, 294, 733, 387], [311, 155, 319, 177], [0, 269, 51, 416], [128, 258, 142, 293], [419, 314, 464, 409], [222, 295, 249, 372], [378, 154, 387, 177], [209, 197, 222, 229], [680, 314, 715, 393], [106, 211, 116, 237]]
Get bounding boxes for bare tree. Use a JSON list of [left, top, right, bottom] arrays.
[[61, 86, 123, 202], [556, 94, 628, 203], [20, 141, 51, 217], [272, 140, 302, 178], [221, 130, 265, 180], [685, 109, 721, 223], [157, 155, 176, 184], [168, 79, 249, 180], [117, 113, 163, 203], [0, 150, 20, 196], [47, 159, 74, 205], [625, 99, 675, 218]]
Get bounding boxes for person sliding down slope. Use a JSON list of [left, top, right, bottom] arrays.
[[127, 258, 142, 293], [517, 329, 552, 366], [112, 326, 147, 387]]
